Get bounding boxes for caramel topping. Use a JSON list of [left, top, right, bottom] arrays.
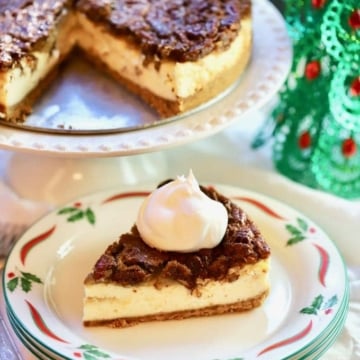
[[76, 0, 251, 62], [0, 0, 71, 70], [89, 184, 271, 290]]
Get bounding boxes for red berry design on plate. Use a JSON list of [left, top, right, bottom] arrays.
[[305, 60, 321, 80], [73, 352, 82, 358], [7, 272, 15, 279]]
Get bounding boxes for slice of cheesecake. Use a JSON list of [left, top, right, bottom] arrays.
[[83, 180, 271, 328], [0, 0, 77, 122]]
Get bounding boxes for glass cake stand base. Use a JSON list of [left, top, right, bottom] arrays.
[[4, 151, 168, 205]]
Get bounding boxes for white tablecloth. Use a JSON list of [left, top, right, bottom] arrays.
[[0, 108, 359, 359]]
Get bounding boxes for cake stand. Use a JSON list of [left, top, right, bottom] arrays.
[[0, 0, 292, 205]]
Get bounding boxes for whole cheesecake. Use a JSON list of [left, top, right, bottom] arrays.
[[0, 0, 252, 122], [83, 175, 271, 328]]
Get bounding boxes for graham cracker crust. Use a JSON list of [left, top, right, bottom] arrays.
[[83, 289, 269, 328]]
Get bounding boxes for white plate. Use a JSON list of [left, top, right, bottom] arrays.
[[0, 0, 292, 157], [7, 311, 59, 360], [3, 183, 349, 360]]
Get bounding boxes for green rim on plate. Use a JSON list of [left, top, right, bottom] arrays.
[[3, 183, 349, 360]]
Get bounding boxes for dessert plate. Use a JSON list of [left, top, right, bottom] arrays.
[[0, 0, 292, 156], [2, 184, 349, 360]]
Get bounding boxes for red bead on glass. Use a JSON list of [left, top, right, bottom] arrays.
[[311, 0, 326, 9], [298, 131, 312, 149], [350, 77, 360, 96], [342, 138, 357, 158], [349, 9, 360, 30], [305, 61, 321, 80]]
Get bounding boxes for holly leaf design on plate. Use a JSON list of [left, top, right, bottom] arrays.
[[76, 344, 111, 359], [297, 217, 308, 231], [300, 294, 338, 316], [324, 295, 338, 310], [67, 211, 85, 222], [58, 204, 96, 225], [7, 277, 19, 292], [300, 294, 324, 315], [285, 218, 310, 245], [85, 208, 96, 225], [6, 271, 42, 293], [286, 224, 305, 245], [57, 207, 78, 215]]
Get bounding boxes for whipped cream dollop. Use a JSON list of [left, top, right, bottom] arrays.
[[136, 171, 228, 252]]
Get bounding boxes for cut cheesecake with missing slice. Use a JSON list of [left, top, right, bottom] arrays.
[[0, 0, 252, 123], [83, 172, 271, 328]]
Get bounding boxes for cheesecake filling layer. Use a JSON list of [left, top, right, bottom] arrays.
[[2, 50, 61, 108], [83, 259, 269, 322], [76, 13, 252, 101]]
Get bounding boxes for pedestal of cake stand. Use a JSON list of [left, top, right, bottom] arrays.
[[4, 151, 168, 205]]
